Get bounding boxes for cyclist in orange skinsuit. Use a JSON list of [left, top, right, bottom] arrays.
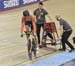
[[20, 10, 36, 37]]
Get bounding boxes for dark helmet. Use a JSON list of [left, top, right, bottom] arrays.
[[23, 10, 29, 16]]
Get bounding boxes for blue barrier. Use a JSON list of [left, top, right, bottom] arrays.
[[27, 51, 75, 66], [0, 0, 45, 11]]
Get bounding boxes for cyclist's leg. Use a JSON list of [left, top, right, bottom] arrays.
[[25, 25, 32, 60], [29, 23, 37, 49], [26, 23, 38, 54]]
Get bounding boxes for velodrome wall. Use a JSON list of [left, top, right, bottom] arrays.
[[0, 0, 47, 11]]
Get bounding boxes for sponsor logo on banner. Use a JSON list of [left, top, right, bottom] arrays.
[[3, 0, 19, 8], [23, 0, 37, 4], [0, 0, 46, 11]]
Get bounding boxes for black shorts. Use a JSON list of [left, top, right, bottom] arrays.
[[25, 21, 33, 30]]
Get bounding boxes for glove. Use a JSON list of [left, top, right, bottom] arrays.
[[21, 34, 23, 37]]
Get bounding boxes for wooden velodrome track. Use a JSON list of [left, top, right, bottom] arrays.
[[0, 0, 75, 66]]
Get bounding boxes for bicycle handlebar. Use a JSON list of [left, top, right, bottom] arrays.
[[24, 31, 32, 35]]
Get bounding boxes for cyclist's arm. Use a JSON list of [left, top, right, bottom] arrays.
[[21, 16, 25, 34]]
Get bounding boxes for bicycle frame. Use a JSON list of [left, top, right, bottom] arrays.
[[24, 29, 37, 60]]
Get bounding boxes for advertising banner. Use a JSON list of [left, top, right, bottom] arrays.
[[0, 0, 45, 11], [0, 0, 19, 10]]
